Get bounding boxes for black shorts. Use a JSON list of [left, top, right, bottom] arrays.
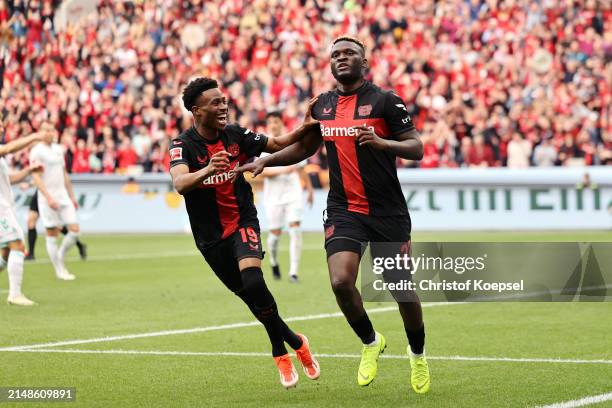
[[323, 208, 411, 258], [29, 190, 39, 213], [199, 224, 263, 294]]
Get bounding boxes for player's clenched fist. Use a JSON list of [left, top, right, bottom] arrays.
[[355, 125, 387, 150], [205, 151, 230, 175]]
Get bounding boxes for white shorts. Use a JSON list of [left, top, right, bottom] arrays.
[[266, 200, 303, 230], [0, 208, 24, 247], [38, 196, 78, 229]]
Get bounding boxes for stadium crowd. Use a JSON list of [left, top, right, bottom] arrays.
[[0, 0, 610, 177]]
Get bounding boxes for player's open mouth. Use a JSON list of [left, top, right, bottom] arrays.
[[337, 63, 349, 71], [217, 114, 227, 125]]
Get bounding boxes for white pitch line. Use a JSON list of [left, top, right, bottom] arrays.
[[536, 392, 612, 408], [27, 245, 322, 264], [5, 349, 612, 365], [0, 303, 457, 352]]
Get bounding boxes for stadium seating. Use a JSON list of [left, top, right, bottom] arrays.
[[0, 0, 609, 175]]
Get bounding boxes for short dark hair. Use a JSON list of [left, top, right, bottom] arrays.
[[266, 111, 282, 120], [182, 77, 218, 111], [332, 36, 366, 54]]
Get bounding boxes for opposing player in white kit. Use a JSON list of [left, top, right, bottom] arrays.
[[261, 112, 314, 282], [0, 125, 45, 306], [29, 122, 81, 281]]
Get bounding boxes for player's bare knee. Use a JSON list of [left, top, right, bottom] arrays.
[[330, 276, 356, 295], [270, 229, 282, 236], [46, 228, 59, 237], [288, 222, 300, 228], [68, 224, 80, 235], [8, 240, 25, 252]]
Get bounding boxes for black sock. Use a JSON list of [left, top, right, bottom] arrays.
[[27, 228, 37, 256], [405, 324, 425, 355], [60, 226, 69, 235], [76, 240, 84, 251], [279, 320, 303, 350], [241, 266, 288, 357], [348, 313, 376, 344], [240, 296, 303, 350]]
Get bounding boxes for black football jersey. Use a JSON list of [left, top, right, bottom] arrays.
[[311, 81, 416, 216], [169, 125, 268, 250]]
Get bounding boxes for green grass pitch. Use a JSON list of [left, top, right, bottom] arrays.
[[1, 231, 611, 407]]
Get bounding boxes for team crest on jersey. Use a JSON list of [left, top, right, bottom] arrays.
[[170, 147, 183, 161], [322, 107, 332, 115], [325, 225, 335, 239], [358, 104, 372, 116], [196, 153, 208, 164], [228, 143, 240, 156]]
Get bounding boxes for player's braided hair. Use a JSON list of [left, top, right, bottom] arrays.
[[332, 36, 366, 54], [182, 77, 218, 111]]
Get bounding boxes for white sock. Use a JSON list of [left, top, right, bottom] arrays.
[[410, 349, 425, 358], [7, 250, 25, 298], [367, 332, 380, 346], [0, 256, 6, 272], [288, 226, 302, 277], [45, 236, 64, 276], [267, 233, 280, 267], [58, 231, 79, 264]]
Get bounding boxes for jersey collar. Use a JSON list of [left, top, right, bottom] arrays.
[[188, 126, 221, 144], [335, 80, 370, 96]]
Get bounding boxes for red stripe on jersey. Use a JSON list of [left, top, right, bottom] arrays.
[[334, 95, 369, 214], [207, 141, 240, 239]]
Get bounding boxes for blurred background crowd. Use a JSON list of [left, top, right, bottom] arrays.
[[0, 0, 610, 181]]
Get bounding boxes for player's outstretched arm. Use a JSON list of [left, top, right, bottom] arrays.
[[263, 97, 319, 153], [237, 129, 322, 178], [9, 163, 43, 185], [0, 132, 44, 157], [170, 151, 230, 195]]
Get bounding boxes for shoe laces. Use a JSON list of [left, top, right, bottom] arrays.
[[413, 358, 428, 382], [360, 344, 379, 371], [296, 345, 313, 367], [275, 355, 294, 379]]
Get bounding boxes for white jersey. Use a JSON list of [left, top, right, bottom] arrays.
[[29, 142, 70, 203], [0, 157, 15, 211], [261, 153, 305, 205]]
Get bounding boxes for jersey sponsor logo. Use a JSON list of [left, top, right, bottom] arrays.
[[201, 162, 238, 187], [322, 107, 333, 115], [402, 116, 412, 124], [170, 147, 183, 161], [228, 143, 240, 156], [172, 139, 183, 145], [320, 124, 376, 138], [358, 104, 372, 116]]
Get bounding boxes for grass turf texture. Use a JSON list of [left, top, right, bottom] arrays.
[[1, 231, 611, 407]]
